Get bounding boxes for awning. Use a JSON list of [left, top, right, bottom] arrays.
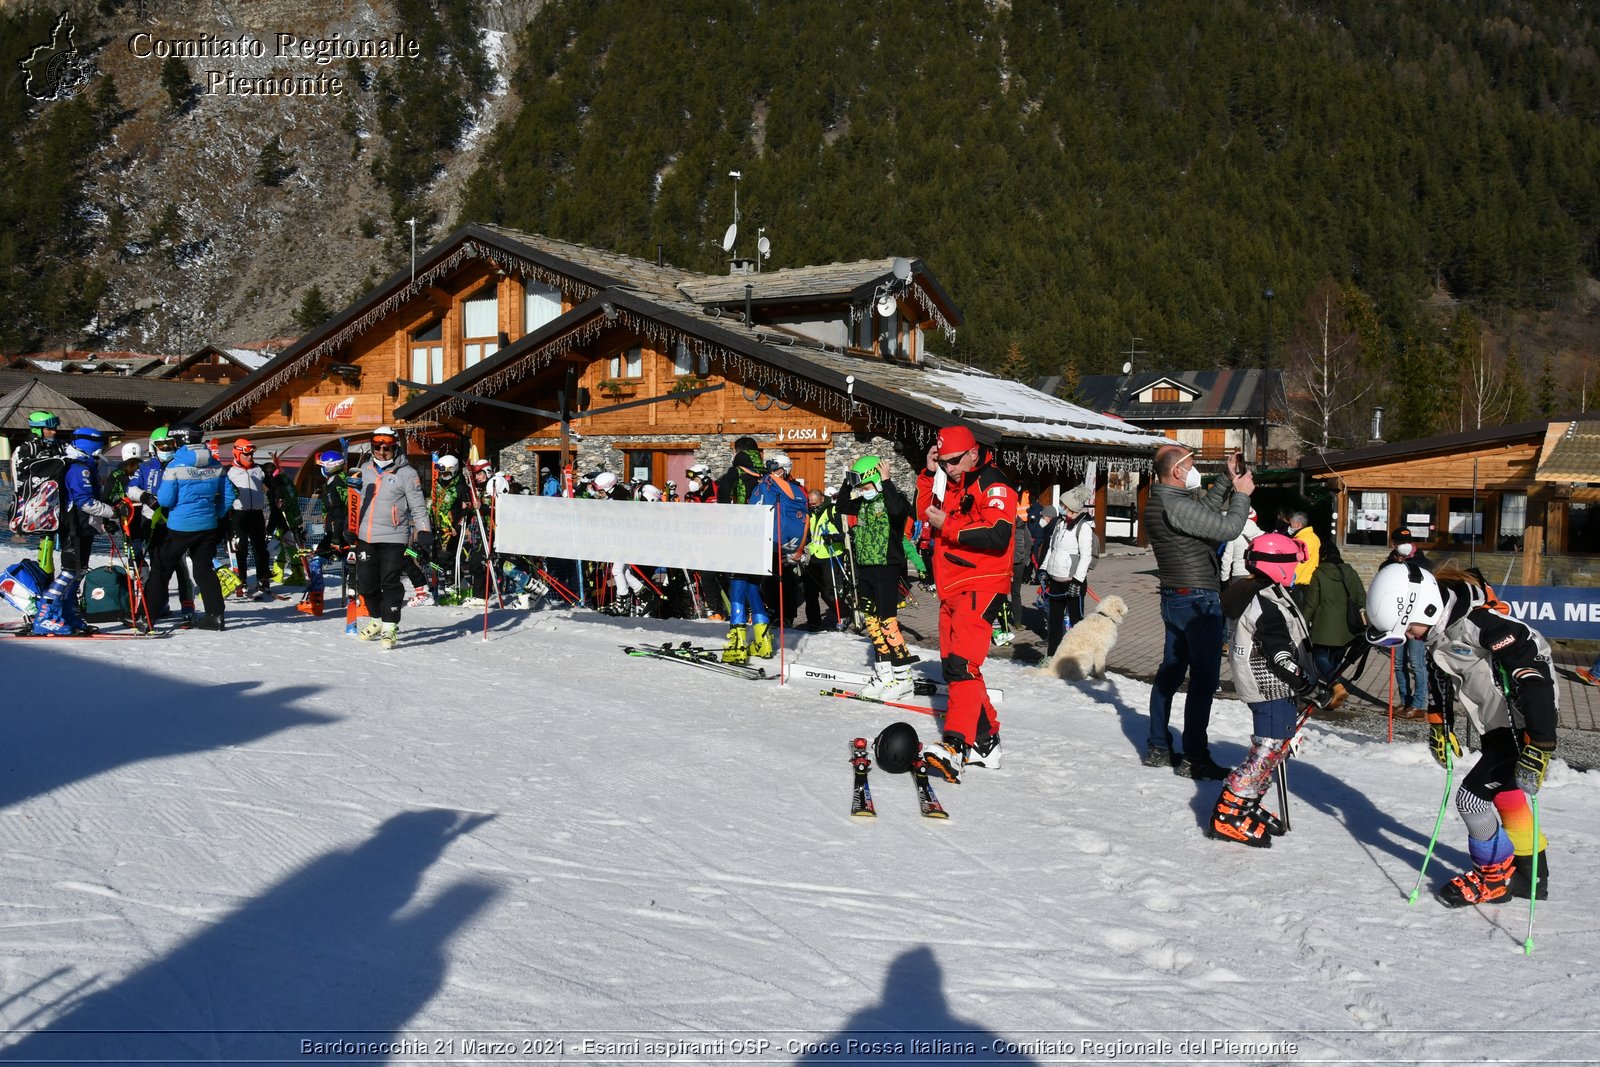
[[1534, 418, 1600, 485]]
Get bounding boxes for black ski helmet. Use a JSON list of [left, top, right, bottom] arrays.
[[873, 722, 921, 775], [169, 422, 203, 446]]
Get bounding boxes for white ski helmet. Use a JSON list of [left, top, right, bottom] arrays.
[[435, 455, 460, 473], [120, 442, 143, 462], [593, 471, 618, 493], [766, 452, 793, 473], [1365, 562, 1445, 645], [638, 484, 663, 502]]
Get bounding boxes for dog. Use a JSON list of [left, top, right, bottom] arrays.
[[1036, 595, 1128, 681]]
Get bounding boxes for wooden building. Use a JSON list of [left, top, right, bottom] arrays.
[[1300, 417, 1600, 583], [1076, 369, 1297, 470], [183, 225, 1164, 505]]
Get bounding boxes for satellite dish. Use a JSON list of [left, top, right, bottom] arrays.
[[757, 236, 771, 259], [891, 257, 912, 281], [722, 223, 738, 252], [1122, 361, 1133, 374], [876, 294, 898, 318]]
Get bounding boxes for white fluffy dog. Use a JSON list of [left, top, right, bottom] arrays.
[[1037, 595, 1128, 681]]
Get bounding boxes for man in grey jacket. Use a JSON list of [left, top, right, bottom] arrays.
[[1142, 444, 1254, 778], [352, 426, 431, 650]]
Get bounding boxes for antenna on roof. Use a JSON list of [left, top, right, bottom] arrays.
[[757, 231, 771, 273], [724, 170, 742, 255], [891, 257, 911, 282]]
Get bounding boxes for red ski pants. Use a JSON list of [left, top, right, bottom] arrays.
[[939, 590, 1004, 746]]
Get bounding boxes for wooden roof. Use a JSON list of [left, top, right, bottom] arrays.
[[1077, 368, 1282, 422], [1536, 417, 1600, 483]]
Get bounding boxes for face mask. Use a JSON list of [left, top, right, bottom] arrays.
[[1183, 465, 1202, 490], [859, 488, 879, 500], [372, 454, 396, 469], [687, 479, 701, 493], [156, 448, 176, 462]]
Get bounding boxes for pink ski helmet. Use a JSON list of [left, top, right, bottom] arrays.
[[1247, 532, 1308, 587]]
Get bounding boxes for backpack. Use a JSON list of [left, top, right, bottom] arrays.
[[0, 559, 49, 615], [80, 565, 131, 623], [9, 453, 68, 533]]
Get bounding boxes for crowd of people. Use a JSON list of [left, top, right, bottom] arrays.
[[1135, 441, 1559, 908], [6, 415, 1569, 906]]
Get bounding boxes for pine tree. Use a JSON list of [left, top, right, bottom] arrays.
[[160, 56, 192, 112], [293, 286, 332, 332], [999, 339, 1027, 381], [1535, 354, 1559, 417], [255, 135, 287, 187]]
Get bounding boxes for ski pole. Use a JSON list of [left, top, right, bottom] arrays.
[[1523, 795, 1540, 955], [1276, 758, 1292, 833], [1406, 747, 1455, 906]]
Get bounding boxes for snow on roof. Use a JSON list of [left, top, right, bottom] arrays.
[[905, 365, 1163, 447], [223, 348, 274, 370]]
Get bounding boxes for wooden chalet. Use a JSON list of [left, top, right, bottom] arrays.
[[183, 225, 1164, 509], [1076, 369, 1297, 469], [1300, 417, 1600, 583], [0, 369, 221, 440]]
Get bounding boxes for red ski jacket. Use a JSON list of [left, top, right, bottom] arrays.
[[915, 459, 1017, 598]]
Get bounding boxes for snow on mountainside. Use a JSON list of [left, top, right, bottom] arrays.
[[55, 0, 523, 351], [0, 539, 1596, 1063]]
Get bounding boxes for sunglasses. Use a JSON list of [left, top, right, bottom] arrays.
[[936, 449, 972, 468], [371, 441, 398, 452]]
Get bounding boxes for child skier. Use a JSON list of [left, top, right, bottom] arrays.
[[1366, 563, 1558, 905], [1214, 532, 1343, 847], [30, 429, 118, 635], [836, 454, 917, 698]]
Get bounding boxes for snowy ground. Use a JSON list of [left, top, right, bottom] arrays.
[[1, 542, 1597, 1065]]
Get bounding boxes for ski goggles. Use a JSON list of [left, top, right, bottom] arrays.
[[370, 436, 399, 453], [1367, 623, 1409, 649]]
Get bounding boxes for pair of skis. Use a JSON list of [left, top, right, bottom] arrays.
[[850, 737, 948, 819], [790, 661, 1006, 704], [621, 641, 771, 680]]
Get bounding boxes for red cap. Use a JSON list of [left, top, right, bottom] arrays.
[[935, 425, 978, 458]]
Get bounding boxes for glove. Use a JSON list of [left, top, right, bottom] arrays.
[[1300, 681, 1333, 714], [1426, 712, 1462, 769], [1515, 741, 1554, 796], [1063, 579, 1085, 598], [411, 530, 433, 551]]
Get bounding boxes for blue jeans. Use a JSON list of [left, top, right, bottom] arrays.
[[1148, 588, 1224, 760], [1393, 639, 1428, 706]]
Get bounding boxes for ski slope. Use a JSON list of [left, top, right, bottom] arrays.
[[1, 544, 1596, 1065]]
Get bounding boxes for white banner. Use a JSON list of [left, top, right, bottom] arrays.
[[494, 496, 776, 574]]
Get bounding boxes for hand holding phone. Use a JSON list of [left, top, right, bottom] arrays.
[[1230, 452, 1249, 477]]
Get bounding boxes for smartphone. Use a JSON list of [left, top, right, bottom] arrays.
[[1230, 452, 1249, 477]]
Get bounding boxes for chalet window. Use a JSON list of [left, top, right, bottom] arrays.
[[411, 319, 444, 385], [1498, 492, 1527, 551], [608, 346, 643, 380], [1346, 491, 1390, 547], [877, 311, 904, 358], [672, 338, 708, 376], [852, 312, 873, 351], [1399, 496, 1438, 543], [625, 450, 654, 485], [462, 289, 500, 370], [1446, 496, 1485, 546], [524, 280, 562, 333], [1151, 387, 1181, 403]]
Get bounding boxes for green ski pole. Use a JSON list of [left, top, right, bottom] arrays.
[[1523, 795, 1540, 956], [1407, 747, 1455, 906]]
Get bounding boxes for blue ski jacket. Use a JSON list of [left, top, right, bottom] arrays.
[[156, 445, 227, 532]]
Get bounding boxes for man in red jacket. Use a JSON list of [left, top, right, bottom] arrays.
[[915, 425, 1017, 781]]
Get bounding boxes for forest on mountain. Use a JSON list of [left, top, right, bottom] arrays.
[[4, 0, 1600, 448], [463, 0, 1600, 446]]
